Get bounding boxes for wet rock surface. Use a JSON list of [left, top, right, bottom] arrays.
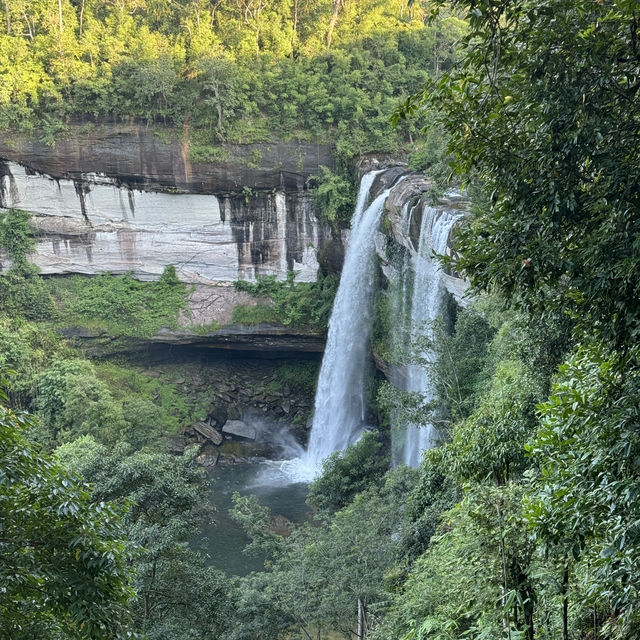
[[0, 120, 335, 194], [222, 419, 257, 441], [192, 421, 224, 445], [121, 353, 318, 463], [381, 173, 469, 305], [152, 323, 326, 353], [1, 160, 331, 284], [0, 118, 340, 284]]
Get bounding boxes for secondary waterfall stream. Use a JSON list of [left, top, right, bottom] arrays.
[[392, 201, 463, 467]]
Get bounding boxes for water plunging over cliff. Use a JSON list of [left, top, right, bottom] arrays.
[[393, 202, 463, 467], [304, 170, 393, 468], [281, 169, 396, 480]]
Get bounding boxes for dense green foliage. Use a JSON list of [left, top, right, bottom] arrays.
[[0, 0, 464, 162], [529, 345, 640, 637], [0, 208, 35, 262], [0, 316, 63, 405], [311, 166, 357, 228], [34, 358, 205, 449], [0, 292, 237, 637], [0, 404, 133, 640], [230, 465, 416, 640], [378, 1, 640, 639], [57, 437, 233, 640], [48, 266, 188, 338], [0, 210, 188, 336], [0, 318, 208, 454], [3, 0, 640, 638], [402, 0, 640, 349], [307, 430, 390, 514], [0, 209, 57, 320], [371, 308, 562, 640], [233, 271, 338, 332]]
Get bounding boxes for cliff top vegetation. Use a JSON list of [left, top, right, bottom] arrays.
[[0, 0, 464, 163]]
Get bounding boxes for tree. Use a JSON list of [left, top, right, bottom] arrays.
[[0, 406, 133, 640], [0, 209, 57, 321], [56, 436, 232, 640], [445, 359, 542, 486], [307, 430, 390, 515], [392, 6, 640, 633], [230, 467, 413, 639], [325, 0, 341, 49], [400, 0, 640, 349], [194, 56, 244, 141], [37, 359, 126, 445], [528, 345, 640, 638], [374, 482, 539, 640]]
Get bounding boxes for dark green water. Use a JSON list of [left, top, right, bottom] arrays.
[[197, 462, 311, 575]]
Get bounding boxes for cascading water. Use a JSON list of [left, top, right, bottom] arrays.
[[393, 202, 463, 467], [281, 169, 396, 480]]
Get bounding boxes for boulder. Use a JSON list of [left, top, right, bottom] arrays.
[[227, 405, 242, 420], [209, 401, 227, 419], [168, 436, 188, 455], [196, 450, 220, 467], [222, 419, 257, 441], [192, 421, 223, 445]]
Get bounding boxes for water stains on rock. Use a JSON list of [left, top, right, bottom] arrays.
[[0, 159, 19, 209]]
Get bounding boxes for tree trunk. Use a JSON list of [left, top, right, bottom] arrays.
[[144, 560, 157, 621], [561, 562, 569, 640], [79, 0, 85, 36], [58, 0, 63, 33], [515, 565, 535, 640], [357, 598, 364, 639], [22, 12, 33, 39], [326, 0, 340, 49], [291, 0, 298, 56], [212, 82, 225, 141], [210, 0, 224, 27], [496, 499, 512, 640]]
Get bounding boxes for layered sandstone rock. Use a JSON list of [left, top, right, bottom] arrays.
[[0, 121, 338, 284]]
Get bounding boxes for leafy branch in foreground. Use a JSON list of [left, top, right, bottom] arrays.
[[398, 0, 640, 349], [0, 407, 134, 640]]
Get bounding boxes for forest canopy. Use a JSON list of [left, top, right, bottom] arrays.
[[2, 0, 640, 639], [0, 0, 465, 160]]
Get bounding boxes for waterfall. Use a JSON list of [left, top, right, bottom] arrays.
[[281, 169, 394, 480], [304, 169, 394, 468], [393, 202, 463, 467]]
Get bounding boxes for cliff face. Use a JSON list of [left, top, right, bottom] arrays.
[[0, 122, 336, 284], [0, 129, 468, 362], [379, 173, 468, 304], [0, 120, 334, 193]]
